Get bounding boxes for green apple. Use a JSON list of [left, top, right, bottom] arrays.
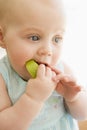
[[26, 60, 39, 78]]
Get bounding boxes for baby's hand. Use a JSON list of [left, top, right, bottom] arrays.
[[26, 64, 57, 103], [52, 68, 81, 102]]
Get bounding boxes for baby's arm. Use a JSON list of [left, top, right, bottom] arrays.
[[0, 64, 56, 130], [0, 74, 43, 130], [53, 63, 87, 120], [63, 63, 87, 120]]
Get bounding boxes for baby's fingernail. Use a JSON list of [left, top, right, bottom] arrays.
[[53, 77, 56, 80], [56, 80, 59, 83], [53, 77, 59, 82], [64, 77, 69, 82]]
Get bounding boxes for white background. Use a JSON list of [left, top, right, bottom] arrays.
[[62, 0, 87, 86], [0, 0, 87, 86]]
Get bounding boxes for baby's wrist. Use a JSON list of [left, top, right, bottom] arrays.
[[25, 92, 45, 105], [64, 92, 81, 103]]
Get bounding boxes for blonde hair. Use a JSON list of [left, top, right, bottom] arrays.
[[0, 0, 11, 22], [0, 0, 21, 28], [0, 0, 65, 29]]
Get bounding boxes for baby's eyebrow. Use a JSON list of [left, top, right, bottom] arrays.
[[21, 27, 43, 33], [55, 28, 65, 34], [19, 27, 44, 36], [20, 27, 65, 37], [57, 30, 66, 37]]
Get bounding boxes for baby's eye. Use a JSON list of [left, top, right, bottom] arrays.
[[53, 36, 62, 44], [29, 35, 40, 41]]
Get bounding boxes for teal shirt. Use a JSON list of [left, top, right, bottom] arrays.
[[0, 56, 79, 130]]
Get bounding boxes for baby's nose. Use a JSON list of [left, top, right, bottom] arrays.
[[37, 45, 52, 56]]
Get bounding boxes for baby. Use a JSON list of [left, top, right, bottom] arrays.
[[0, 0, 87, 130]]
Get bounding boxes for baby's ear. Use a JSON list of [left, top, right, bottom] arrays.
[[0, 26, 6, 48]]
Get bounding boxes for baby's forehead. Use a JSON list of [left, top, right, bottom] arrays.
[[0, 0, 64, 15], [5, 0, 63, 11], [0, 0, 65, 28]]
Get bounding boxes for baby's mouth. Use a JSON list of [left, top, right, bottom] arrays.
[[35, 61, 49, 67]]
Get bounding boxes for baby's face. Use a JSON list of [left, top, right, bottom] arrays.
[[2, 0, 65, 80]]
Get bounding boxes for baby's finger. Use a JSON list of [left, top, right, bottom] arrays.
[[54, 73, 76, 86], [75, 85, 81, 92], [61, 75, 77, 86], [45, 66, 52, 77], [52, 71, 56, 77], [37, 64, 45, 78], [53, 73, 64, 81], [50, 66, 62, 75]]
